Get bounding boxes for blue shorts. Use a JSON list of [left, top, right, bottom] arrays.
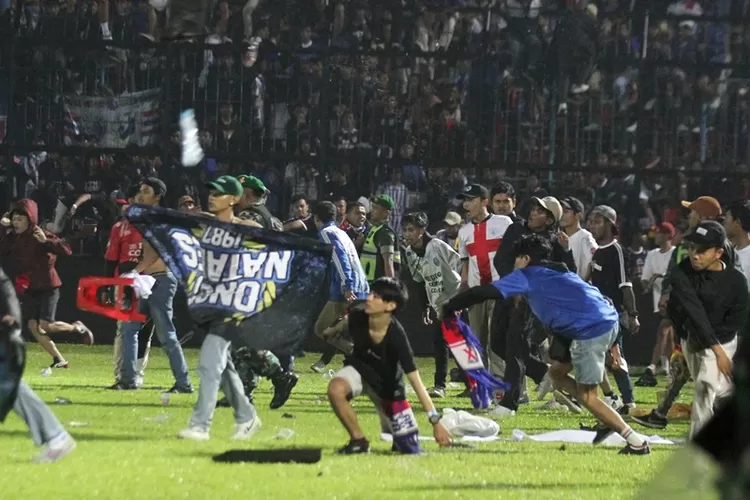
[[569, 324, 620, 386]]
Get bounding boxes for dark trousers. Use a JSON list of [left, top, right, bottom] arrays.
[[493, 299, 548, 411], [433, 323, 449, 389], [610, 337, 635, 404], [276, 354, 294, 373], [318, 345, 336, 365]]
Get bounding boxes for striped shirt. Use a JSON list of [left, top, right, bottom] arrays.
[[319, 221, 370, 302], [376, 182, 408, 235]]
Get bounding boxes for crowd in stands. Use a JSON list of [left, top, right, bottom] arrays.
[[1, 0, 750, 255]]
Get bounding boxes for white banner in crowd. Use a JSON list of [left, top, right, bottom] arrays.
[[64, 89, 161, 147]]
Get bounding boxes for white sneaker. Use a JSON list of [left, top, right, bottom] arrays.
[[179, 109, 204, 167], [536, 372, 554, 401], [604, 395, 624, 411], [488, 405, 516, 418], [178, 426, 210, 441], [231, 416, 262, 440], [33, 433, 76, 463]]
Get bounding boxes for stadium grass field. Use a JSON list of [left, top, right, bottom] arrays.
[[2, 346, 695, 499]]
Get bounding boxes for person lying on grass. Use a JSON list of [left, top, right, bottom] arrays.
[[322, 277, 453, 454], [442, 234, 650, 455]]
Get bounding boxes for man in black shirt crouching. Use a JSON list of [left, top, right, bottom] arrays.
[[668, 220, 749, 439], [323, 278, 452, 454]]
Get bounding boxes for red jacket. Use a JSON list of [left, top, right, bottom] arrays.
[[0, 199, 71, 291]]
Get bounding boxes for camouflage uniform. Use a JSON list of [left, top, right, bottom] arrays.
[[232, 347, 282, 398], [237, 206, 283, 231]]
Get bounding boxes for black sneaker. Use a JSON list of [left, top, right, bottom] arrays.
[[428, 386, 446, 398], [592, 423, 615, 445], [337, 438, 370, 455], [270, 373, 299, 410], [165, 384, 194, 394], [635, 369, 658, 387], [632, 410, 668, 430], [618, 404, 634, 417], [619, 443, 651, 455], [108, 382, 137, 390], [458, 388, 472, 398], [51, 359, 69, 369]]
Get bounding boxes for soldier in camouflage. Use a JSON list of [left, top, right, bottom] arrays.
[[216, 174, 298, 409], [235, 174, 283, 231]]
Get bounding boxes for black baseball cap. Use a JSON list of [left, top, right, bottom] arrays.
[[457, 183, 490, 200], [126, 185, 140, 199], [560, 197, 585, 214], [684, 220, 727, 250]]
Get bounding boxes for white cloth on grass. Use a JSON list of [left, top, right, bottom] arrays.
[[511, 428, 678, 446], [380, 408, 500, 442]]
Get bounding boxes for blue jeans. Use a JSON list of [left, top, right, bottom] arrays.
[[120, 273, 191, 388]]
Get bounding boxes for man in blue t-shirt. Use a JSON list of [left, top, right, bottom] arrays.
[[444, 235, 651, 455]]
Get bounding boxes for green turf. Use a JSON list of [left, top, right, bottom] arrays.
[[1, 346, 693, 499]]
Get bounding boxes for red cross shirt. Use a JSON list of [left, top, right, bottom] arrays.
[[458, 214, 512, 287]]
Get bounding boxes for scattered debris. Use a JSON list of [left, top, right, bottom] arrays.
[[275, 428, 295, 440], [144, 414, 170, 423]]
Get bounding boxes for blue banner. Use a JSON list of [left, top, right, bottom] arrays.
[[125, 206, 331, 354]]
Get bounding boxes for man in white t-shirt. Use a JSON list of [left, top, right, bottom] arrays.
[[559, 197, 597, 280], [457, 184, 513, 376], [635, 223, 676, 387], [724, 200, 750, 287], [724, 200, 750, 346]]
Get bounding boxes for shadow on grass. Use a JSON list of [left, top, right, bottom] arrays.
[[0, 430, 148, 442]]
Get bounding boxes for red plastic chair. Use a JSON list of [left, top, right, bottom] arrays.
[[77, 277, 147, 322]]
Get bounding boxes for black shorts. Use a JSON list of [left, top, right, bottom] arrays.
[[21, 288, 60, 323], [548, 334, 572, 364]]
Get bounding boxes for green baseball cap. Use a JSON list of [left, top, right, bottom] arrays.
[[236, 173, 269, 194], [372, 194, 395, 210], [205, 175, 243, 197]]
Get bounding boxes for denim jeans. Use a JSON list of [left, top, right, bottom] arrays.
[[120, 273, 191, 388], [190, 334, 256, 430], [13, 381, 65, 446]]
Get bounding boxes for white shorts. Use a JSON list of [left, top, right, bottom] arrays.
[[334, 366, 391, 433]]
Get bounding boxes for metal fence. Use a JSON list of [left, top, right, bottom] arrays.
[[1, 4, 750, 221]]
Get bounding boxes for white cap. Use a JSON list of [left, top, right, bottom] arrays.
[[444, 211, 463, 226]]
